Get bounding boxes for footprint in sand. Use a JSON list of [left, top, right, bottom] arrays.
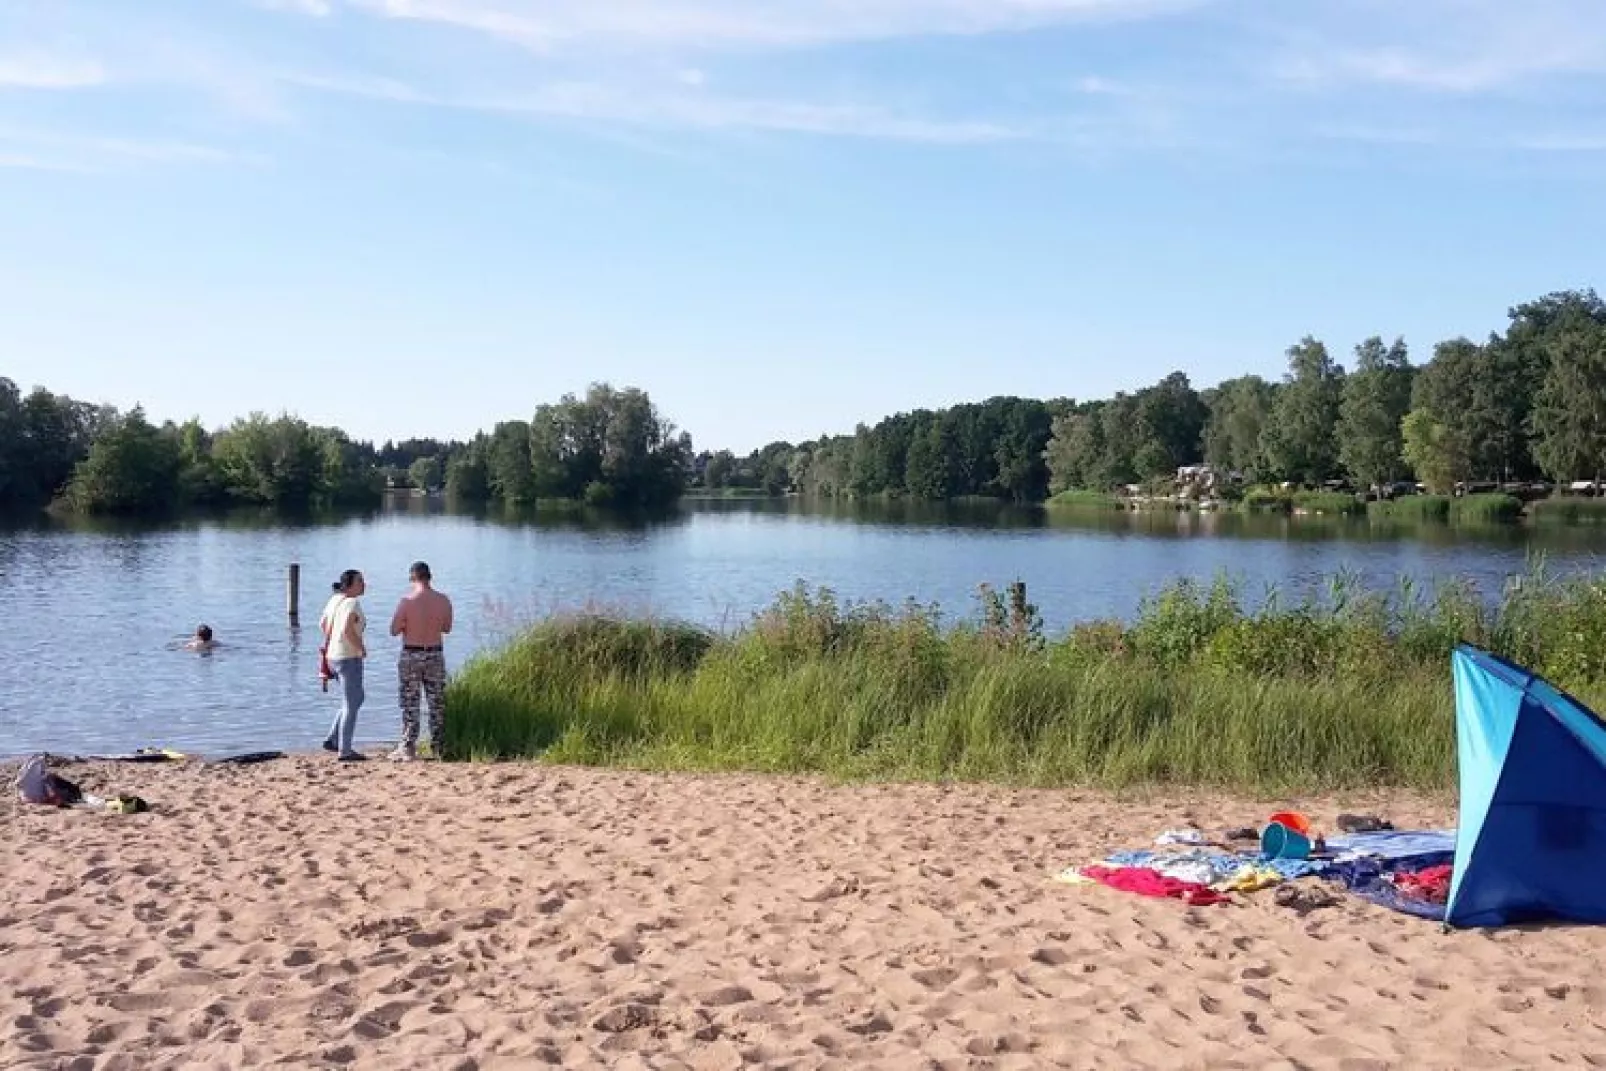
[[699, 986, 754, 1008], [912, 967, 959, 989]]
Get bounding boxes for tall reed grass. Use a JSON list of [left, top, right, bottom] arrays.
[[1532, 497, 1606, 526], [1368, 493, 1522, 525], [1368, 496, 1452, 522], [443, 568, 1606, 792]]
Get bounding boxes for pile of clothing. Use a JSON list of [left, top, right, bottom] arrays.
[[1322, 830, 1457, 920], [1056, 823, 1460, 918], [14, 754, 150, 815]]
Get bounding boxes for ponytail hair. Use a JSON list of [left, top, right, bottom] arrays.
[[332, 569, 362, 594]]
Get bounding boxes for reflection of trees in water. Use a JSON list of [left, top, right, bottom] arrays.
[[9, 495, 1606, 555]]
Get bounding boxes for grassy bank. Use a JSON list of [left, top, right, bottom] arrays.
[[1531, 497, 1606, 525], [443, 570, 1606, 793], [1291, 491, 1365, 516], [1046, 489, 1125, 511]]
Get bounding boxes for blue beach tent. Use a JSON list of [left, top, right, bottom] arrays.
[[1449, 644, 1606, 928]]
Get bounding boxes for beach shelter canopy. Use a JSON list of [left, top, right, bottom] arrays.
[[1450, 645, 1606, 928]]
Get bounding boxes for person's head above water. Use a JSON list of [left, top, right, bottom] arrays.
[[195, 624, 213, 643], [408, 561, 432, 587], [332, 569, 365, 596]]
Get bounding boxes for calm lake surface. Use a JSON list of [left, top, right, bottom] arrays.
[[3, 498, 1604, 758]]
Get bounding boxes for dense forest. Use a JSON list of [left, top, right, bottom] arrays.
[[3, 288, 1602, 518], [0, 381, 688, 517], [696, 288, 1606, 500]]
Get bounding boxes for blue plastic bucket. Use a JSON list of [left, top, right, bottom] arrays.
[[1261, 821, 1312, 860]]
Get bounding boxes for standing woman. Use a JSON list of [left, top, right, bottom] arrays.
[[320, 569, 369, 761]]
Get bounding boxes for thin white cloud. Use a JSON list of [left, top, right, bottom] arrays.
[[1271, 0, 1606, 93], [257, 0, 335, 14], [288, 71, 1031, 143], [1513, 133, 1606, 153], [0, 152, 95, 173], [0, 124, 263, 170], [0, 52, 106, 89], [1075, 75, 1129, 96], [322, 0, 1200, 50]]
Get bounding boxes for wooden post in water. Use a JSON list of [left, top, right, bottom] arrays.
[[287, 562, 301, 623]]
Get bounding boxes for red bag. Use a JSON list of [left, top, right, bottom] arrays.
[[318, 613, 334, 692]]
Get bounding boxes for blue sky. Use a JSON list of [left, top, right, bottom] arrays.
[[1, 1, 1603, 453]]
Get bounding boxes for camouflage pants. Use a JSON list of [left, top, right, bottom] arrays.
[[398, 649, 447, 749]]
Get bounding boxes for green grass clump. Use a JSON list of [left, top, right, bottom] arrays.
[[1240, 488, 1292, 513], [1368, 495, 1451, 522], [1452, 493, 1523, 523], [444, 568, 1606, 793], [1531, 496, 1606, 525], [1047, 489, 1125, 511], [1292, 491, 1364, 516]]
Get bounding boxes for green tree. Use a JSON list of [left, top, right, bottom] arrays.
[[446, 439, 491, 501], [1531, 328, 1606, 483], [791, 437, 852, 497], [1046, 405, 1106, 492], [174, 418, 226, 506], [15, 389, 105, 507], [1260, 337, 1344, 484], [506, 384, 692, 507], [1410, 338, 1520, 482], [408, 455, 444, 492], [314, 428, 384, 508], [1131, 372, 1206, 480], [750, 442, 795, 496], [1487, 289, 1606, 480], [850, 415, 920, 497], [1203, 376, 1275, 479], [213, 414, 326, 508], [1337, 336, 1414, 489], [991, 399, 1054, 502], [0, 378, 24, 509], [703, 450, 736, 489], [64, 407, 183, 515], [486, 420, 537, 505], [904, 415, 960, 500], [1401, 409, 1470, 495], [1095, 394, 1141, 488]]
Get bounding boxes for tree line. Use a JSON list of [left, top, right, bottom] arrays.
[[0, 380, 689, 517], [6, 287, 1602, 516], [697, 288, 1606, 500]]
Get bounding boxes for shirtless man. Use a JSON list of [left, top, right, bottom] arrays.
[[388, 561, 454, 762]]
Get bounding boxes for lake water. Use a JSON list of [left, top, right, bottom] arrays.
[[3, 498, 1603, 758]]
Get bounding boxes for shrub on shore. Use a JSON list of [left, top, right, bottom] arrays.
[[444, 569, 1606, 792]]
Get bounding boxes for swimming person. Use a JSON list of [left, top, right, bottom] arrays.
[[388, 561, 453, 762], [185, 624, 217, 652], [319, 569, 369, 762]]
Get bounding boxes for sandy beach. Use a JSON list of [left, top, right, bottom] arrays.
[[3, 758, 1603, 1070]]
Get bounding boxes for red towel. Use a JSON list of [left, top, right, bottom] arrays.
[[1393, 864, 1453, 904], [1080, 866, 1230, 907]]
